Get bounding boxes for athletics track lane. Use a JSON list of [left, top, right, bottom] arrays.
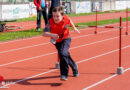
[[0, 23, 128, 65], [0, 37, 129, 90], [0, 22, 128, 53], [0, 22, 130, 90]]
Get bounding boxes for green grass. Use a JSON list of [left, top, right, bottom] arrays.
[[75, 17, 130, 27], [0, 29, 42, 42], [16, 16, 37, 22], [71, 17, 130, 30], [0, 17, 130, 42]]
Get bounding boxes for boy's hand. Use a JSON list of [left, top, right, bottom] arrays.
[[52, 34, 59, 40]]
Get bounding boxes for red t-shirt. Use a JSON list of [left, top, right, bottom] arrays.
[[49, 15, 70, 43]]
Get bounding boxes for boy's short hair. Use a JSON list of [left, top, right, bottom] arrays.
[[52, 6, 64, 16]]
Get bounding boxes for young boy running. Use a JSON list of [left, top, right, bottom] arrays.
[[42, 6, 80, 81]]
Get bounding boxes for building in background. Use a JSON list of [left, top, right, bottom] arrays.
[[0, 0, 30, 21]]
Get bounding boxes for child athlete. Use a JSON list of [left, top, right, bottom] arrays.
[[42, 6, 80, 81]]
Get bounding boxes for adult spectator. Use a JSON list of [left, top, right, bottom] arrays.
[[34, 0, 48, 31]]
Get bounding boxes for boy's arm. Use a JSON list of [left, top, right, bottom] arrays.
[[69, 18, 80, 33], [42, 23, 59, 40], [43, 32, 59, 40]]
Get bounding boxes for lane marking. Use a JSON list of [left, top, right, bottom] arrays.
[[0, 28, 120, 54], [2, 45, 130, 88], [1, 23, 130, 54], [0, 42, 50, 54], [77, 45, 130, 64], [0, 28, 92, 53], [82, 68, 130, 90], [2, 69, 57, 88], [0, 36, 42, 45], [0, 24, 129, 54], [0, 36, 120, 67]]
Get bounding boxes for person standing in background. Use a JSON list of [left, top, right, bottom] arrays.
[[34, 0, 48, 31], [48, 0, 62, 19]]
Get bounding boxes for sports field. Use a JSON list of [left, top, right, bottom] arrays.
[[0, 11, 130, 90]]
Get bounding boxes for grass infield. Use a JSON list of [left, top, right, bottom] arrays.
[[0, 17, 130, 42]]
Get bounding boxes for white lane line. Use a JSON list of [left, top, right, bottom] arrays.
[[1, 69, 57, 88], [0, 42, 50, 54], [0, 36, 119, 67], [0, 28, 118, 54], [71, 36, 119, 50], [1, 45, 130, 88], [77, 45, 130, 64], [0, 36, 42, 45], [0, 28, 91, 53], [72, 28, 118, 39], [82, 68, 130, 90], [0, 23, 130, 54], [0, 52, 57, 67]]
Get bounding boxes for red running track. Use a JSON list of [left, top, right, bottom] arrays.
[[0, 22, 130, 90], [4, 12, 130, 32]]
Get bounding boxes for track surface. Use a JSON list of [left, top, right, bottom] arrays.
[[0, 12, 130, 90], [5, 12, 130, 32]]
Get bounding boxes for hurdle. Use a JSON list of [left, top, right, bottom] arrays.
[[117, 17, 124, 74], [75, 17, 125, 75], [95, 6, 98, 34], [55, 7, 129, 69], [56, 11, 128, 71]]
